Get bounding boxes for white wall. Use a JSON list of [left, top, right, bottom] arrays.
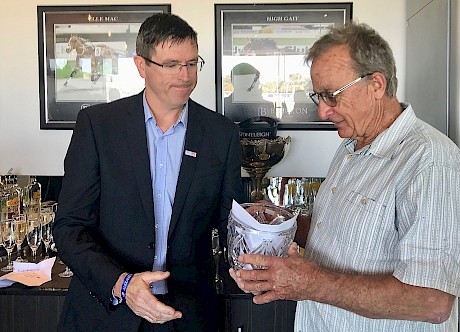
[[0, 0, 406, 176]]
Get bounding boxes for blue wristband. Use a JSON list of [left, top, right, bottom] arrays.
[[120, 273, 134, 303]]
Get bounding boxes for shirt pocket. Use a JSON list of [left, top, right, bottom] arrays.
[[346, 191, 387, 217], [333, 190, 389, 252]]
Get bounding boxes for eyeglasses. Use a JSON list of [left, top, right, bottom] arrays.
[[141, 55, 205, 74], [309, 73, 373, 107]]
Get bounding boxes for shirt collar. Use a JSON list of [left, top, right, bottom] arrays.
[[344, 102, 415, 159], [142, 91, 188, 128]]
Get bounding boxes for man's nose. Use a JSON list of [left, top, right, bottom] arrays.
[[317, 99, 334, 120], [176, 67, 190, 81]]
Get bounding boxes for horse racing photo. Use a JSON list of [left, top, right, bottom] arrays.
[[215, 4, 350, 129], [38, 6, 169, 129], [54, 24, 143, 106]]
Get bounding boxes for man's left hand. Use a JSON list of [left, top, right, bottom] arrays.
[[229, 243, 321, 304]]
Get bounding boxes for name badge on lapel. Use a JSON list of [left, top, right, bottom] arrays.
[[185, 150, 197, 158]]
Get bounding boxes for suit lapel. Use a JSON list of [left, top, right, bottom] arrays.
[[168, 101, 204, 239], [124, 92, 155, 225]]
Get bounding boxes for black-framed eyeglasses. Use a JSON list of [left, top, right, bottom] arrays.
[[140, 55, 205, 75], [309, 73, 373, 107]]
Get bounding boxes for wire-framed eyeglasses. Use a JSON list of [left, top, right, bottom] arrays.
[[309, 73, 373, 107], [141, 55, 205, 74]]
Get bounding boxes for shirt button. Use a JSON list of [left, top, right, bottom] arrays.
[[159, 163, 164, 168], [157, 193, 161, 198], [361, 198, 367, 205], [155, 224, 159, 229], [154, 255, 157, 260], [316, 223, 321, 229], [331, 187, 337, 193], [347, 155, 353, 161]]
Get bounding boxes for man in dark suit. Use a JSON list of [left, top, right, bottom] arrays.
[[53, 13, 243, 332]]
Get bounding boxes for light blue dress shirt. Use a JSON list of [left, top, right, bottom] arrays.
[[143, 94, 187, 294]]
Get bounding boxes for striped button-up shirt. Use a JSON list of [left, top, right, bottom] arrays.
[[296, 103, 460, 331]]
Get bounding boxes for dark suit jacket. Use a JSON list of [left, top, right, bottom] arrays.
[[53, 91, 243, 331]]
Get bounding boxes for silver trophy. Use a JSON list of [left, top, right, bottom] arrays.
[[240, 136, 291, 202]]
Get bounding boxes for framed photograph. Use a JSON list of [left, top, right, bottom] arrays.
[[215, 3, 352, 130], [38, 5, 171, 129]]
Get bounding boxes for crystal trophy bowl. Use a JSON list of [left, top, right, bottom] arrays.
[[227, 202, 297, 270]]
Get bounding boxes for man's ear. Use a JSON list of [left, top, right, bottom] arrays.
[[133, 55, 147, 79], [369, 72, 387, 100]]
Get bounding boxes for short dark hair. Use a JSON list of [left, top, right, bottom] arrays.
[[305, 22, 398, 97], [136, 13, 198, 59]]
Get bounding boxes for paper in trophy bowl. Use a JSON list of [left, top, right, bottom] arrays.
[[227, 201, 297, 270]]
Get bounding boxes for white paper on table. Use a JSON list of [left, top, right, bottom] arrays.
[[231, 200, 297, 232], [0, 257, 56, 287]]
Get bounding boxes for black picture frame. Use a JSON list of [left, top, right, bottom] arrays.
[[38, 5, 171, 130], [215, 3, 352, 130]]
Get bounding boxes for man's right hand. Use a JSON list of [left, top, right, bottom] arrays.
[[124, 271, 182, 324]]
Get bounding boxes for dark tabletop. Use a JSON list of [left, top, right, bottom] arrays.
[[0, 246, 70, 295]]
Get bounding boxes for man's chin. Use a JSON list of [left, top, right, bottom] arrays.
[[337, 131, 349, 138], [170, 93, 191, 107], [335, 123, 351, 138]]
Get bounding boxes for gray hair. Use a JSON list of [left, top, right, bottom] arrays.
[[305, 22, 398, 97]]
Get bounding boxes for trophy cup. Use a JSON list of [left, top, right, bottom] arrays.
[[239, 117, 291, 202], [227, 201, 297, 270]]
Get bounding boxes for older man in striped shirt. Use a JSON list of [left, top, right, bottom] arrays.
[[231, 22, 460, 332]]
